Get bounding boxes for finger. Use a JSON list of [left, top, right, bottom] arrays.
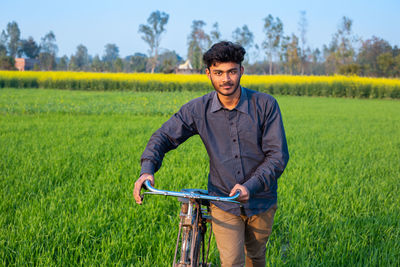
[[135, 193, 143, 204], [134, 175, 154, 204], [133, 182, 140, 197], [229, 185, 239, 197], [134, 182, 143, 204], [229, 188, 235, 197], [136, 193, 143, 205], [134, 191, 142, 204]]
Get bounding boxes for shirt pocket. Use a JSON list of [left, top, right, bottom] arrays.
[[238, 122, 262, 148]]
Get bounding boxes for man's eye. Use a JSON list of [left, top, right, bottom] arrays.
[[230, 70, 238, 74], [215, 72, 222, 75]]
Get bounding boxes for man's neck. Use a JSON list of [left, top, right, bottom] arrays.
[[218, 86, 241, 110]]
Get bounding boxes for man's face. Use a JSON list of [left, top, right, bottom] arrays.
[[206, 62, 244, 97]]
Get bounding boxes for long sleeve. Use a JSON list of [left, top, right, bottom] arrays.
[[242, 99, 289, 196], [140, 104, 198, 175], [138, 89, 288, 216]]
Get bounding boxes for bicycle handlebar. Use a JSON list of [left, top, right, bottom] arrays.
[[143, 180, 241, 204]]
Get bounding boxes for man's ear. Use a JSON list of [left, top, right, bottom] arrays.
[[240, 65, 244, 76], [205, 68, 211, 80]]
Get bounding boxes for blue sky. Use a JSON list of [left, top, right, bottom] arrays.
[[2, 0, 399, 60]]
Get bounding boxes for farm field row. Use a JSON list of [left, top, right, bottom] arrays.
[[1, 71, 400, 98], [0, 88, 399, 266]]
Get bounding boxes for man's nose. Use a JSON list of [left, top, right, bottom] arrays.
[[222, 72, 231, 82]]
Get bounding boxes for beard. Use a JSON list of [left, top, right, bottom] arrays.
[[210, 77, 241, 97]]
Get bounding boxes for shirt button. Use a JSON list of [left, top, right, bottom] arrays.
[[233, 139, 236, 142], [235, 155, 238, 158], [237, 171, 241, 174], [230, 122, 234, 125]]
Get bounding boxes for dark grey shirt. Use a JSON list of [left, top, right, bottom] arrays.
[[140, 87, 289, 217]]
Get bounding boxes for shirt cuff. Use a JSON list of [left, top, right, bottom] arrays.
[[140, 160, 156, 176], [243, 176, 263, 197]]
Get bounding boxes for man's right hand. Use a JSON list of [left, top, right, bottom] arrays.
[[133, 173, 154, 205]]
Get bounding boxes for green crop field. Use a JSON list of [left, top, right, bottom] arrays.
[[1, 88, 399, 266]]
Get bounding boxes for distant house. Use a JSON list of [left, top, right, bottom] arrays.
[[15, 58, 39, 71], [176, 60, 198, 74]]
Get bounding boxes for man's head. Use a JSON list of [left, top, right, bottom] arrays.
[[203, 42, 246, 98]]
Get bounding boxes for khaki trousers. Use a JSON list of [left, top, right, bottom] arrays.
[[210, 204, 277, 267]]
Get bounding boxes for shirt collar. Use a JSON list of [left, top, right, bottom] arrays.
[[210, 87, 249, 115]]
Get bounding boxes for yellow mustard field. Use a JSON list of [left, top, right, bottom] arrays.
[[0, 71, 399, 98]]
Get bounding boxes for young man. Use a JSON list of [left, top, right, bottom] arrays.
[[134, 41, 289, 266]]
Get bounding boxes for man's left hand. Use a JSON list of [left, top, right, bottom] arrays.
[[229, 184, 250, 202]]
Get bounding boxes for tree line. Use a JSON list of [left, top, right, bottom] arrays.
[[1, 11, 399, 77]]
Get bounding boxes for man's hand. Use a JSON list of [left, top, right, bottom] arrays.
[[229, 184, 250, 202], [133, 173, 154, 205]]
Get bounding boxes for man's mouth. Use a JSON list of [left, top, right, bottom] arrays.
[[221, 83, 233, 89]]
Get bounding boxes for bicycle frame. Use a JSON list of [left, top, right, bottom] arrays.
[[143, 180, 240, 267]]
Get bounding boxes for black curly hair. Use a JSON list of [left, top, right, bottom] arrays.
[[202, 41, 246, 68]]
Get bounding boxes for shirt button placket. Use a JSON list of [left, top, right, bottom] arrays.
[[229, 111, 243, 182]]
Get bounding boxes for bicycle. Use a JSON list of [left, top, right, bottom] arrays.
[[142, 180, 241, 267]]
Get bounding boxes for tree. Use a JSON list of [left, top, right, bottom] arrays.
[[357, 36, 392, 76], [232, 25, 254, 63], [281, 34, 301, 75], [70, 44, 89, 71], [393, 45, 400, 58], [103, 43, 119, 62], [377, 52, 394, 77], [57, 55, 69, 71], [39, 52, 56, 70], [68, 55, 77, 70], [187, 20, 211, 70], [393, 54, 400, 77], [6, 21, 21, 57], [0, 29, 15, 70], [126, 53, 148, 72], [0, 55, 15, 70], [114, 58, 124, 72], [262, 14, 283, 75], [324, 16, 357, 74], [338, 63, 361, 76], [91, 55, 104, 72], [298, 11, 308, 75], [21, 36, 40, 59], [335, 16, 357, 65], [323, 43, 336, 74], [102, 43, 119, 71], [158, 50, 182, 73], [245, 60, 270, 75], [210, 22, 221, 43], [40, 31, 58, 55], [0, 30, 8, 56], [39, 31, 58, 70], [138, 10, 169, 73], [76, 44, 89, 70], [310, 48, 325, 75]]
